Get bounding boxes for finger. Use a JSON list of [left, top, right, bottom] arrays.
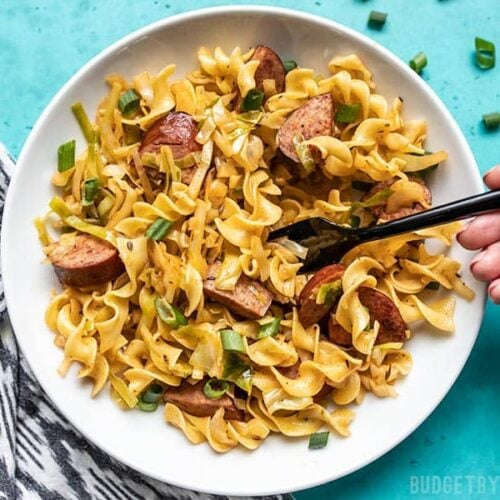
[[489, 279, 500, 304], [457, 212, 500, 250], [483, 165, 500, 189], [470, 241, 500, 282]]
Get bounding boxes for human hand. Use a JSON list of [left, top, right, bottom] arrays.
[[457, 165, 500, 304]]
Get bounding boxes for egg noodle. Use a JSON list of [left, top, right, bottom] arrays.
[[37, 46, 474, 452]]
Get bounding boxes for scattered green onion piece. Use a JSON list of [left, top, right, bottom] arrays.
[[145, 217, 174, 240], [316, 280, 342, 306], [475, 37, 496, 70], [119, 89, 141, 116], [123, 123, 143, 145], [154, 296, 187, 329], [141, 383, 164, 404], [203, 378, 230, 399], [350, 215, 361, 228], [350, 188, 394, 213], [220, 329, 246, 353], [57, 140, 76, 172], [483, 112, 500, 130], [222, 352, 253, 392], [309, 431, 330, 450], [137, 399, 158, 412], [426, 281, 440, 291], [71, 102, 96, 143], [409, 52, 427, 75], [283, 60, 298, 73], [368, 11, 387, 29], [241, 89, 265, 111], [293, 134, 317, 172], [81, 177, 101, 206], [352, 180, 373, 191], [258, 317, 282, 339], [335, 103, 361, 124]]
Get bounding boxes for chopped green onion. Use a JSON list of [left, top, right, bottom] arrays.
[[119, 89, 141, 116], [409, 52, 427, 74], [137, 399, 158, 412], [154, 296, 187, 329], [57, 140, 76, 172], [241, 89, 265, 111], [203, 378, 230, 399], [71, 102, 96, 143], [426, 281, 440, 291], [316, 280, 342, 306], [335, 103, 361, 124], [368, 11, 387, 29], [220, 329, 246, 353], [145, 217, 174, 240], [475, 37, 495, 70], [283, 60, 298, 73], [293, 135, 316, 172], [309, 431, 329, 450], [350, 215, 361, 228], [141, 383, 164, 404], [350, 188, 394, 213], [352, 180, 373, 191], [483, 112, 500, 129], [222, 352, 253, 392], [258, 317, 282, 339], [123, 123, 143, 145], [81, 177, 101, 206]]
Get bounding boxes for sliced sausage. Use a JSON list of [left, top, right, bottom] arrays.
[[277, 94, 334, 163], [297, 264, 345, 328], [277, 361, 332, 403], [327, 286, 408, 347], [251, 45, 286, 94], [139, 112, 202, 158], [362, 176, 432, 222], [203, 262, 273, 319], [164, 381, 245, 421], [47, 234, 124, 287]]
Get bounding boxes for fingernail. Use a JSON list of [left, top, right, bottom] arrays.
[[483, 165, 500, 182], [488, 283, 500, 303], [470, 251, 484, 270], [456, 221, 471, 240]]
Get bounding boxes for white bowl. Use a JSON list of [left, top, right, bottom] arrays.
[[1, 6, 485, 496]]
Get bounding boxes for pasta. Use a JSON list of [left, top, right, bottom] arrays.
[[37, 45, 474, 453]]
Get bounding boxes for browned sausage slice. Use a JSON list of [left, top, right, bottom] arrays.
[[277, 94, 335, 162], [251, 45, 286, 94], [297, 264, 345, 328], [327, 286, 408, 346], [163, 381, 245, 421], [203, 262, 274, 319], [139, 112, 202, 158], [362, 176, 432, 222], [47, 234, 124, 287]]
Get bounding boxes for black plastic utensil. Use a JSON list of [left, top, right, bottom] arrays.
[[268, 190, 500, 273]]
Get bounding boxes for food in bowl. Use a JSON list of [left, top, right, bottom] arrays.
[[36, 44, 474, 453]]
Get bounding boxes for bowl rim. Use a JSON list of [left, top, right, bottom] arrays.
[[1, 5, 485, 496]]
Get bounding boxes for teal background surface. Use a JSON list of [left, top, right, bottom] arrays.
[[1, 1, 499, 498]]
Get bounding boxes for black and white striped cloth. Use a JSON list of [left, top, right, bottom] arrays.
[[0, 146, 292, 500]]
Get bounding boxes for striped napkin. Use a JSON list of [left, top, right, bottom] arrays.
[[0, 146, 291, 500]]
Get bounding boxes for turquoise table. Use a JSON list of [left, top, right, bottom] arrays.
[[1, 1, 499, 498]]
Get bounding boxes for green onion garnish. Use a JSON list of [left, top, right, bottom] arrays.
[[154, 296, 187, 329], [119, 89, 141, 116], [220, 329, 246, 353], [57, 140, 76, 172], [145, 217, 174, 240], [141, 383, 164, 404], [283, 60, 298, 73], [241, 89, 265, 111], [335, 103, 361, 124], [368, 11, 387, 29], [350, 187, 394, 213], [71, 102, 96, 143], [258, 317, 282, 339], [483, 112, 500, 129], [222, 352, 253, 392], [136, 398, 158, 412], [316, 280, 342, 306], [308, 431, 330, 450], [409, 52, 427, 75], [475, 37, 496, 70], [203, 378, 230, 399], [426, 281, 440, 291], [81, 177, 101, 206]]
